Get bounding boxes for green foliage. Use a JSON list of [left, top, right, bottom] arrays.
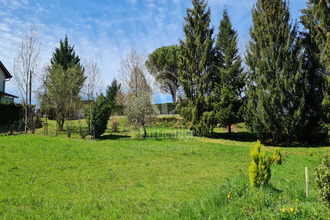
[[249, 140, 271, 187], [106, 78, 122, 115], [50, 35, 82, 71], [308, 150, 314, 156], [314, 155, 330, 204], [46, 36, 85, 130], [155, 102, 177, 115], [125, 90, 159, 138], [273, 147, 282, 165], [46, 64, 85, 130], [169, 173, 329, 219], [0, 103, 22, 124], [146, 45, 181, 103], [213, 9, 245, 136], [85, 94, 111, 138], [245, 0, 306, 143], [110, 116, 119, 133], [300, 0, 329, 142], [178, 0, 214, 136]]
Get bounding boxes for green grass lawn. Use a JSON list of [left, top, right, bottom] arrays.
[[0, 119, 329, 219]]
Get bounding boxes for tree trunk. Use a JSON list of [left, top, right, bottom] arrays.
[[228, 124, 232, 137], [171, 89, 176, 103], [142, 124, 147, 138], [29, 70, 32, 130]]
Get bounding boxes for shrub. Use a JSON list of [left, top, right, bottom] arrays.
[[85, 94, 111, 138], [314, 155, 330, 204], [249, 140, 271, 187], [273, 147, 282, 165], [308, 150, 313, 156], [110, 117, 120, 133], [0, 103, 22, 124]]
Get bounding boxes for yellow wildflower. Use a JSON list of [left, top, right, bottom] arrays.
[[282, 208, 285, 213], [290, 208, 294, 212], [296, 199, 299, 202], [227, 194, 230, 199]]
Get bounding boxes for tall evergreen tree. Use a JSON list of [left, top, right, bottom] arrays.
[[106, 78, 122, 114], [245, 0, 305, 142], [213, 8, 245, 136], [46, 36, 85, 130], [51, 35, 82, 71], [300, 0, 329, 140], [178, 0, 215, 136]]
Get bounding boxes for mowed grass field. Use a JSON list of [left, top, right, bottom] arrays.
[[0, 118, 329, 219]]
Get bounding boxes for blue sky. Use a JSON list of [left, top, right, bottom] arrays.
[[0, 0, 307, 103]]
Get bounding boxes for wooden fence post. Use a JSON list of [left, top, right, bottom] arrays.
[[305, 167, 309, 198]]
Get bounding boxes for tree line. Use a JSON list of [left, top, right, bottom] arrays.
[[147, 0, 329, 143], [11, 0, 329, 143]]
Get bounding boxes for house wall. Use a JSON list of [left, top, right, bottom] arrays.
[[0, 68, 5, 92]]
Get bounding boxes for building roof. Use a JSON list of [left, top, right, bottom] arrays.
[[0, 60, 12, 79], [0, 91, 19, 99]]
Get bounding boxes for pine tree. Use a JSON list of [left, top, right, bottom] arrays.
[[178, 0, 215, 136], [245, 0, 305, 142], [213, 8, 245, 136], [146, 45, 181, 103], [300, 0, 329, 140]]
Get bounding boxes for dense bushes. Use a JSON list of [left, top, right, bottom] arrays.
[[314, 156, 330, 205], [0, 103, 22, 124]]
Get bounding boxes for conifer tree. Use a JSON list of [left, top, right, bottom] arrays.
[[300, 0, 329, 140], [46, 36, 85, 130], [213, 8, 245, 136], [178, 0, 215, 136], [245, 0, 305, 142], [146, 45, 181, 103]]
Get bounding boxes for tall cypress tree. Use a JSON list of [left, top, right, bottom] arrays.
[[213, 8, 245, 136], [245, 0, 305, 142], [301, 0, 329, 140], [178, 0, 214, 136]]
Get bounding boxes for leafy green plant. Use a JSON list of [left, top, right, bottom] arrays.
[[273, 147, 282, 165], [314, 155, 330, 204], [308, 150, 313, 156], [249, 140, 271, 187], [85, 94, 111, 138], [110, 117, 120, 133]]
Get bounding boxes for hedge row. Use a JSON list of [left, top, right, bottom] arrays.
[[155, 102, 177, 115], [0, 103, 23, 124]]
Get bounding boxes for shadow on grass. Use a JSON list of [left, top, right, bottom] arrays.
[[99, 133, 131, 140], [211, 131, 258, 143]]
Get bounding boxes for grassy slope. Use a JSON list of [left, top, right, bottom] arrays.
[[0, 120, 329, 219]]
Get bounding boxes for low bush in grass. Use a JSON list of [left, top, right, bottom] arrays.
[[167, 172, 329, 219], [273, 147, 283, 165], [314, 155, 330, 205], [110, 117, 120, 133], [249, 140, 272, 187]]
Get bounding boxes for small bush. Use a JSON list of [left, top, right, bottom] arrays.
[[273, 147, 282, 165], [249, 140, 271, 187], [110, 117, 120, 133], [314, 155, 330, 204], [85, 94, 111, 138], [308, 150, 313, 156]]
